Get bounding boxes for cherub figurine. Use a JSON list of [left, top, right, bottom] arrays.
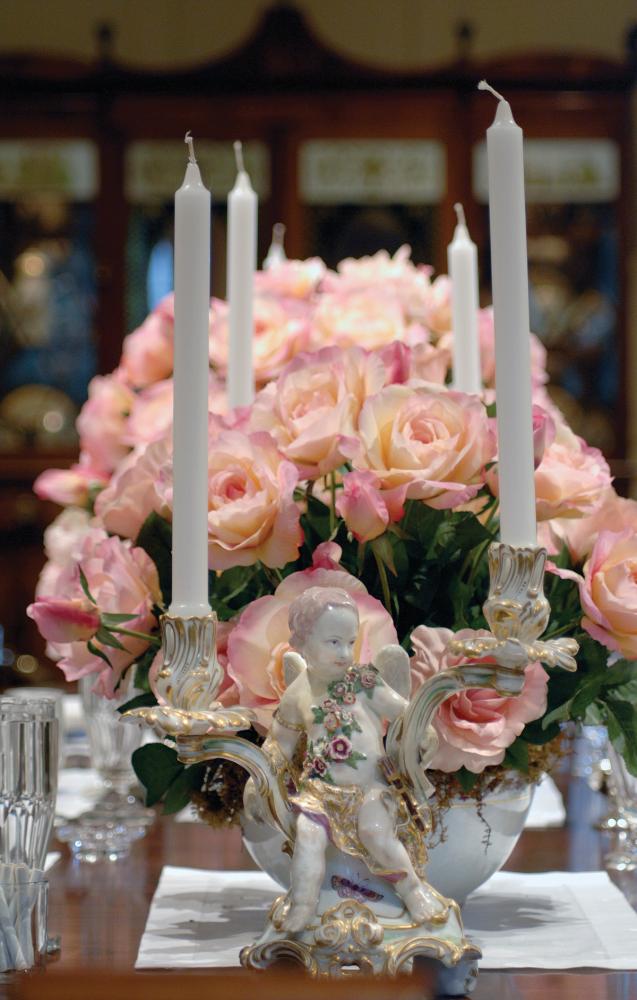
[[268, 585, 449, 933]]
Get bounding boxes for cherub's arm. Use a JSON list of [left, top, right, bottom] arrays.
[[270, 711, 304, 762], [370, 644, 411, 722], [268, 652, 308, 762], [371, 677, 409, 722]]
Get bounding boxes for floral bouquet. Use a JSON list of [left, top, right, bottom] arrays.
[[26, 248, 637, 822]]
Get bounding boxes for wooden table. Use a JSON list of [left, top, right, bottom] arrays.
[[24, 776, 637, 998]]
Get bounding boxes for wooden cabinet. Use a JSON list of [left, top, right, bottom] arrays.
[[0, 7, 634, 677]]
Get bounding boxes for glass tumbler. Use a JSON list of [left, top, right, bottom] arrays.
[[604, 745, 637, 872], [0, 866, 48, 972], [56, 677, 153, 860], [0, 699, 59, 870]]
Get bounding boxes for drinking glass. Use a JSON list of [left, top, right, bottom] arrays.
[[56, 677, 153, 860], [3, 688, 66, 767], [0, 699, 59, 870], [604, 745, 637, 872], [0, 866, 48, 972]]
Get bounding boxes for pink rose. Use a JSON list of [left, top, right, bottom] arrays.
[[27, 528, 162, 697], [248, 345, 386, 479], [531, 405, 556, 468], [336, 470, 405, 543], [34, 461, 109, 507], [323, 247, 432, 321], [549, 489, 637, 565], [478, 309, 547, 388], [487, 419, 611, 522], [210, 295, 310, 385], [189, 429, 301, 571], [36, 507, 94, 598], [343, 691, 356, 705], [27, 597, 100, 644], [227, 546, 397, 726], [254, 258, 326, 300], [119, 295, 174, 389], [95, 436, 173, 540], [410, 625, 548, 773], [408, 342, 452, 385], [423, 275, 452, 337], [311, 290, 409, 352], [123, 375, 227, 450], [534, 436, 611, 521], [360, 669, 377, 689], [558, 530, 637, 659], [350, 384, 495, 509], [124, 380, 174, 448], [76, 373, 135, 475]]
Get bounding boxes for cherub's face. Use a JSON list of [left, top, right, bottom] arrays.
[[301, 605, 359, 682]]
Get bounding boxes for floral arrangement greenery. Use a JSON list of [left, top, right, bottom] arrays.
[[26, 248, 637, 820]]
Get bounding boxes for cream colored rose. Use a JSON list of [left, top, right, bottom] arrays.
[[248, 345, 387, 479], [351, 383, 495, 509]]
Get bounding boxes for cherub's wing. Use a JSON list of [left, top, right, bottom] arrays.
[[374, 644, 411, 700], [282, 650, 307, 688]]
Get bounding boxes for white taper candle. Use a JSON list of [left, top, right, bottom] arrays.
[[263, 222, 287, 269], [227, 140, 257, 409], [170, 132, 212, 617], [479, 80, 536, 547], [448, 203, 482, 394]]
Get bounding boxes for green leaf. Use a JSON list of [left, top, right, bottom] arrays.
[[605, 696, 637, 777], [403, 502, 444, 549], [136, 512, 172, 607], [342, 750, 367, 770], [87, 639, 112, 668], [163, 763, 206, 815], [116, 692, 157, 715], [503, 738, 529, 773], [95, 626, 126, 651], [133, 646, 158, 693], [132, 743, 185, 807], [520, 716, 560, 745], [584, 702, 605, 726], [485, 401, 497, 418], [78, 566, 97, 605], [456, 768, 479, 794], [602, 662, 637, 694], [101, 612, 137, 626]]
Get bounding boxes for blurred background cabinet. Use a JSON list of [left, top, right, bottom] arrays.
[[0, 5, 634, 680]]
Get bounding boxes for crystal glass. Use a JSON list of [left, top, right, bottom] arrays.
[[604, 746, 637, 872], [56, 677, 153, 861], [3, 688, 66, 767], [0, 699, 58, 869], [0, 866, 48, 972]]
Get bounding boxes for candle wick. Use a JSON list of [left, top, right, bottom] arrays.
[[272, 222, 286, 246], [233, 140, 245, 173], [184, 131, 196, 165], [454, 203, 466, 227], [478, 79, 506, 103]]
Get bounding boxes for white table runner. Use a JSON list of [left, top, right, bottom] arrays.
[[136, 866, 637, 971]]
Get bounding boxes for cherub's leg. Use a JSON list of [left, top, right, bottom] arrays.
[[283, 813, 328, 933], [358, 790, 447, 924]]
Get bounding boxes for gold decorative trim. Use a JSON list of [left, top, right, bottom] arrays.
[[449, 542, 578, 673]]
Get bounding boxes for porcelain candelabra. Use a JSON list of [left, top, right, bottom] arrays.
[[125, 542, 578, 997]]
